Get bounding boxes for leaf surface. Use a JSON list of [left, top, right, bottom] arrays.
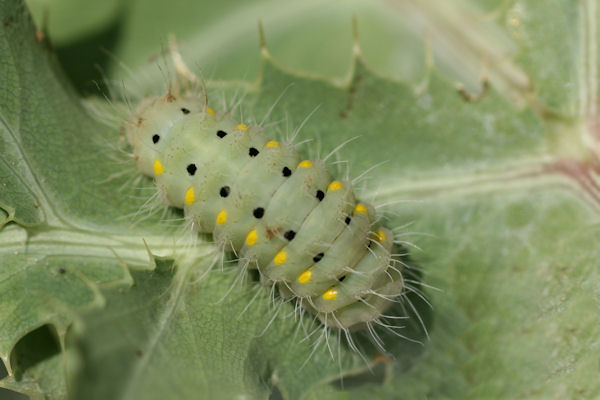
[[2, 0, 600, 399]]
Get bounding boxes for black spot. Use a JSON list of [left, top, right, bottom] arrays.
[[186, 163, 197, 176], [249, 147, 259, 157], [282, 167, 292, 177], [316, 190, 325, 201], [345, 216, 351, 225], [181, 107, 190, 114], [338, 275, 346, 282], [219, 186, 230, 198], [253, 207, 265, 219], [152, 134, 160, 144], [59, 268, 66, 274], [216, 130, 227, 138], [284, 230, 296, 241], [313, 253, 324, 263]]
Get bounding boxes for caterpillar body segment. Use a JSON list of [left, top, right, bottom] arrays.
[[126, 94, 403, 329]]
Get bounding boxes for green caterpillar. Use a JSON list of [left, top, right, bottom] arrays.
[[126, 92, 404, 330]]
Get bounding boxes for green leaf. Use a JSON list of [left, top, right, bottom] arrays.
[[1, 325, 66, 400], [25, 0, 428, 94], [505, 0, 582, 116], [24, 0, 123, 46], [68, 261, 371, 400], [3, 0, 600, 399], [0, 0, 206, 390]]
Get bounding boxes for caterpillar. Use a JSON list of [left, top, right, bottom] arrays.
[[125, 89, 404, 330]]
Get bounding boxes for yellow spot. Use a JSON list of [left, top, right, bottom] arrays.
[[185, 187, 195, 204], [236, 123, 248, 131], [328, 181, 343, 191], [206, 107, 215, 115], [322, 288, 338, 300], [245, 229, 258, 246], [298, 160, 312, 168], [297, 270, 312, 284], [354, 203, 367, 214], [376, 230, 386, 242], [266, 140, 280, 148], [153, 160, 164, 175], [274, 250, 287, 265], [216, 210, 227, 225]]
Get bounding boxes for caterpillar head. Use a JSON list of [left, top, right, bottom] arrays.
[[125, 94, 207, 176]]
